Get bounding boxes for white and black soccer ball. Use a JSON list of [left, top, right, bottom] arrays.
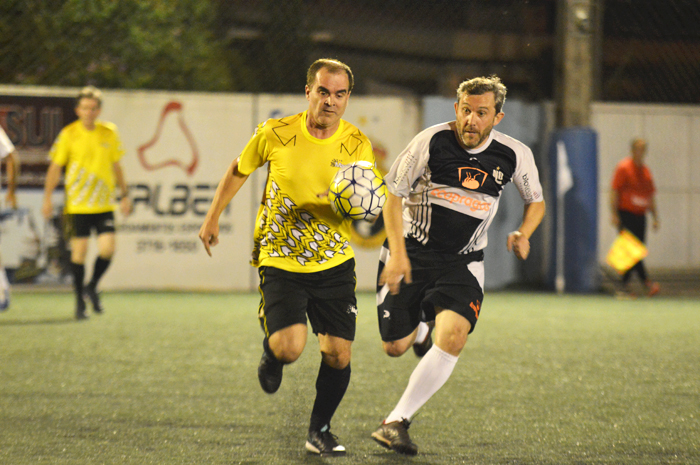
[[328, 161, 387, 221]]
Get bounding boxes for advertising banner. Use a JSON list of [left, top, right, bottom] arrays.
[[1, 86, 419, 291]]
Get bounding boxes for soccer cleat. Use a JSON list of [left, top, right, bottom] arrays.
[[646, 281, 660, 297], [412, 322, 434, 357], [371, 419, 418, 456], [305, 430, 346, 456], [257, 350, 283, 394], [75, 297, 88, 320], [84, 284, 104, 314]]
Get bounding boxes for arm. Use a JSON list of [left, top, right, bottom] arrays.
[[198, 158, 248, 256], [113, 161, 131, 216], [507, 200, 546, 260], [377, 192, 411, 294], [649, 195, 659, 231], [4, 150, 18, 209], [41, 161, 63, 219]]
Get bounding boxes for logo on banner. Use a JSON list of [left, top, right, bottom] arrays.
[[137, 101, 199, 176], [458, 167, 488, 190]]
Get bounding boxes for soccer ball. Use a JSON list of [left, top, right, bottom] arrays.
[[329, 161, 387, 221]]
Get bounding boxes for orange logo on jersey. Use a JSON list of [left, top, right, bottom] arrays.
[[459, 167, 488, 189], [470, 300, 481, 319]]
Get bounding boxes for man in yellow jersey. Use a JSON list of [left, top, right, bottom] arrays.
[[199, 58, 374, 456], [0, 125, 18, 311], [42, 86, 131, 320]]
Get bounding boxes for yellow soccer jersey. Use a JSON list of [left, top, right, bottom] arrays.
[[49, 120, 125, 214], [238, 111, 374, 273]]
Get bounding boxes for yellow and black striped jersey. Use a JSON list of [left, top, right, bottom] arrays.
[[49, 120, 124, 214], [238, 111, 374, 273]]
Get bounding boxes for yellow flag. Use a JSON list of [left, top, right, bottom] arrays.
[[606, 229, 648, 274]]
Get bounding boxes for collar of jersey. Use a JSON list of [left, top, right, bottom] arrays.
[[465, 129, 496, 155], [301, 111, 344, 144]]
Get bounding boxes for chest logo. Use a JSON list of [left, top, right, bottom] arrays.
[[458, 167, 488, 190], [493, 167, 504, 185]]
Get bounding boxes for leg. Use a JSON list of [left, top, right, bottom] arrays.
[[85, 232, 116, 313], [258, 323, 307, 394], [305, 334, 352, 456], [0, 262, 10, 311], [70, 237, 89, 319], [387, 309, 468, 420]]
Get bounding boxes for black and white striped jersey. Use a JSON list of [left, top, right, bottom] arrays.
[[385, 122, 544, 255]]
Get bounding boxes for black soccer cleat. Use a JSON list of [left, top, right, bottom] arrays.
[[371, 419, 418, 456], [257, 350, 283, 394], [412, 322, 434, 357], [305, 430, 346, 456], [84, 284, 104, 314], [75, 297, 88, 320]]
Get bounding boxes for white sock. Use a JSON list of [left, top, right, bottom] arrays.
[[385, 345, 459, 423], [414, 321, 430, 345]]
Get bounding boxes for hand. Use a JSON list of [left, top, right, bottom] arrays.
[[5, 191, 16, 210], [198, 219, 220, 257], [507, 231, 530, 260], [41, 198, 53, 220], [120, 197, 133, 217], [378, 252, 412, 295]]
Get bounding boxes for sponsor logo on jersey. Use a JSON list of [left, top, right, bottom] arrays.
[[431, 188, 492, 212], [458, 167, 488, 189]]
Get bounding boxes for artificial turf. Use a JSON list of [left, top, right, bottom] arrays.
[[1, 291, 698, 464]]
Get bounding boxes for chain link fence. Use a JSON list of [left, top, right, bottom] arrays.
[[1, 0, 699, 102]]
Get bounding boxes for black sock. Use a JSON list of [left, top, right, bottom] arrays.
[[71, 262, 85, 299], [309, 362, 351, 433], [89, 257, 111, 288]]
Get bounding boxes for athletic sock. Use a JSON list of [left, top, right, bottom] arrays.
[[71, 262, 85, 299], [414, 321, 430, 344], [309, 362, 351, 433], [385, 345, 458, 423], [88, 256, 111, 288]]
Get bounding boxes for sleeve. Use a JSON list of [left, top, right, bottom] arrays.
[[48, 128, 70, 166], [611, 163, 625, 191], [512, 143, 544, 204], [237, 120, 270, 176], [383, 130, 431, 198], [0, 126, 15, 159]]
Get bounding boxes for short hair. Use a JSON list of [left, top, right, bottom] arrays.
[[76, 86, 102, 108], [456, 75, 507, 114], [631, 138, 646, 149], [306, 58, 354, 92]]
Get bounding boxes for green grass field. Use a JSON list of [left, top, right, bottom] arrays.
[[1, 291, 699, 464]]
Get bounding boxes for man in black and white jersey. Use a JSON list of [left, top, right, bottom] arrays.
[[371, 75, 546, 456]]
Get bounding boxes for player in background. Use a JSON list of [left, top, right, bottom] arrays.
[[42, 86, 132, 320], [199, 58, 374, 456], [371, 76, 546, 455], [0, 125, 19, 311], [610, 138, 660, 297]]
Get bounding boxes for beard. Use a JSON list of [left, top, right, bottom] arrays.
[[459, 122, 494, 150]]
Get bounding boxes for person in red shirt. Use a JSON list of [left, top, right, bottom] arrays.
[[610, 138, 660, 297]]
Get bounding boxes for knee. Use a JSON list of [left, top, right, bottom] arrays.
[[382, 340, 410, 357], [270, 339, 304, 364], [321, 347, 351, 369]]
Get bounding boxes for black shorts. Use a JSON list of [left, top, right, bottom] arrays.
[[66, 212, 116, 238], [258, 258, 357, 341], [377, 238, 484, 342]]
